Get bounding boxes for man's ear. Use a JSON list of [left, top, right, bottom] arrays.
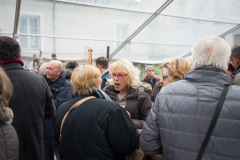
[[97, 65, 102, 69], [236, 58, 240, 66], [57, 69, 62, 76]]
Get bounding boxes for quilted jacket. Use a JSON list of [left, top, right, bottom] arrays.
[[140, 69, 240, 160]]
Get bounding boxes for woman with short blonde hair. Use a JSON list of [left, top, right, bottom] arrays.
[[109, 59, 140, 89], [55, 65, 138, 160], [71, 65, 102, 95], [104, 59, 152, 129], [161, 58, 191, 86]]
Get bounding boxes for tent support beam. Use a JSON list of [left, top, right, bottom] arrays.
[[182, 24, 240, 58], [219, 24, 240, 38], [13, 0, 22, 39], [109, 0, 174, 60]]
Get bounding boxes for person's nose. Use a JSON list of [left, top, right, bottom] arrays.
[[160, 78, 164, 84], [113, 77, 119, 81]]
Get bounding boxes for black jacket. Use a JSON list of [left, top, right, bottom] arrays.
[[141, 76, 157, 89], [44, 71, 73, 144], [150, 81, 163, 102], [54, 94, 138, 160], [3, 62, 55, 160], [101, 70, 111, 89]]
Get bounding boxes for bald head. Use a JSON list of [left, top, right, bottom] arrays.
[[50, 60, 63, 69], [46, 60, 63, 82]]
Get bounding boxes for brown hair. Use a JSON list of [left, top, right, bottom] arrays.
[[231, 42, 240, 59], [163, 58, 191, 82], [0, 36, 21, 60], [0, 67, 13, 118], [95, 57, 108, 69]]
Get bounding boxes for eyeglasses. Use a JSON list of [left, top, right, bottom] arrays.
[[162, 75, 168, 80], [110, 73, 128, 79]]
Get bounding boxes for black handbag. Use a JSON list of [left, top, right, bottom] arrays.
[[196, 85, 229, 160]]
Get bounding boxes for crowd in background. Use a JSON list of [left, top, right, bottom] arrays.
[[0, 35, 240, 160]]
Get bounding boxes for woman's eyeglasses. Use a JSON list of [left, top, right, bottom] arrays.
[[110, 73, 128, 79], [162, 75, 168, 80]]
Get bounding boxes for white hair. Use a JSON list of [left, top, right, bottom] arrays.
[[49, 60, 63, 70], [145, 65, 154, 72], [39, 63, 48, 75], [192, 36, 231, 71]]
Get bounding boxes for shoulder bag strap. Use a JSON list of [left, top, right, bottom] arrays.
[[196, 85, 229, 160], [59, 96, 95, 142]]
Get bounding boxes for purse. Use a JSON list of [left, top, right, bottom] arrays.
[[59, 96, 95, 142], [126, 147, 145, 160], [196, 85, 229, 160], [126, 129, 145, 160]]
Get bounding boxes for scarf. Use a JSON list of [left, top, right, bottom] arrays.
[[0, 57, 24, 66], [93, 89, 112, 102]]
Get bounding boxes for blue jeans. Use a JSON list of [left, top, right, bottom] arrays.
[[44, 143, 60, 160]]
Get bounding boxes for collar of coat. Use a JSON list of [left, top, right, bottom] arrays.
[[2, 62, 25, 71], [184, 68, 232, 86], [44, 71, 66, 90]]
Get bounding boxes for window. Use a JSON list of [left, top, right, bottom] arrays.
[[19, 15, 40, 49], [116, 23, 131, 53]]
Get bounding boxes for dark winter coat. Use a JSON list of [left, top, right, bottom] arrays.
[[140, 69, 240, 160], [104, 85, 152, 129], [150, 81, 163, 102], [44, 71, 73, 144], [54, 94, 139, 160], [101, 70, 111, 89], [0, 107, 19, 160], [141, 76, 158, 89], [3, 62, 55, 160]]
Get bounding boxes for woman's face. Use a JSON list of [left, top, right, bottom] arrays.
[[110, 72, 128, 92], [160, 68, 172, 86]]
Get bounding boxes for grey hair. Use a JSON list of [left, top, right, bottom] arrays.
[[145, 65, 154, 72], [192, 36, 231, 71], [39, 63, 48, 75]]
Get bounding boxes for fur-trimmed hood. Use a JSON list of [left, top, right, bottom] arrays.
[[0, 107, 14, 125]]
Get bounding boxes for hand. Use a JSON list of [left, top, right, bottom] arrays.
[[31, 69, 38, 73], [155, 75, 160, 81], [126, 111, 131, 117]]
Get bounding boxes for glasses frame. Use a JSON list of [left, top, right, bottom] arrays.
[[110, 73, 128, 79], [162, 75, 168, 80]]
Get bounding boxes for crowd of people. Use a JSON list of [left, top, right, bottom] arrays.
[[0, 35, 240, 160]]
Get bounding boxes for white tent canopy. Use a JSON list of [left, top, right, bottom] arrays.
[[1, 0, 240, 63]]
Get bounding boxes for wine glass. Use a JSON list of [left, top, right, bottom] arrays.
[[117, 94, 127, 108]]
